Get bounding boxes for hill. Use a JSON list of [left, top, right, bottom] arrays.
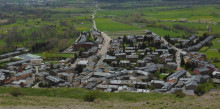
[[0, 87, 220, 109]]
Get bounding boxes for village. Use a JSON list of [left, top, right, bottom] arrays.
[[0, 28, 219, 95]]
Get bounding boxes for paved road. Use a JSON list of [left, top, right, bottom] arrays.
[[91, 3, 111, 71], [95, 32, 111, 71]]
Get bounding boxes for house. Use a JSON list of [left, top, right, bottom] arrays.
[[58, 73, 73, 82], [190, 59, 216, 72], [135, 70, 149, 76], [115, 53, 126, 59], [213, 71, 220, 79], [151, 80, 164, 89], [125, 47, 135, 50], [95, 37, 103, 44], [93, 72, 110, 77], [136, 60, 146, 67], [136, 35, 145, 42], [73, 42, 94, 51], [91, 29, 101, 37], [77, 60, 88, 68], [165, 58, 173, 63], [127, 36, 137, 43], [165, 62, 177, 70], [185, 80, 198, 90], [146, 30, 152, 35], [31, 59, 42, 66], [193, 67, 211, 75], [125, 50, 136, 55], [126, 55, 138, 62], [159, 82, 175, 92], [104, 55, 116, 63], [11, 80, 26, 87], [155, 49, 169, 54], [82, 46, 98, 58], [188, 35, 197, 41], [0, 51, 22, 60], [186, 52, 206, 61], [109, 80, 130, 86], [46, 76, 65, 85], [97, 84, 119, 91], [184, 36, 214, 51], [160, 53, 173, 62], [167, 70, 187, 81], [35, 72, 49, 81], [14, 70, 33, 80], [119, 60, 130, 68]]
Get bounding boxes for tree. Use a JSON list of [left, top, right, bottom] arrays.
[[123, 35, 127, 42], [185, 62, 191, 69], [181, 56, 185, 66]]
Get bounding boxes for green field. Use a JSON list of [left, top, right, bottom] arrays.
[[95, 18, 140, 32], [95, 2, 220, 37]]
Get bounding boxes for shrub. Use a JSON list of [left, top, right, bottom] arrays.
[[83, 91, 100, 102], [174, 90, 186, 98], [10, 89, 23, 97], [195, 80, 214, 96]]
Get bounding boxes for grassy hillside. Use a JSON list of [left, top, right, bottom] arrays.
[[0, 87, 220, 109]]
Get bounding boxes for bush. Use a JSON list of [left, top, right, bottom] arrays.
[[174, 90, 186, 98], [195, 80, 214, 96], [83, 91, 100, 102], [10, 89, 23, 97]]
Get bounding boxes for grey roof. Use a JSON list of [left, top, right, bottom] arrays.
[[15, 70, 32, 77], [46, 76, 64, 83], [185, 36, 214, 51], [126, 55, 138, 59], [167, 70, 186, 81], [78, 35, 87, 43], [188, 35, 197, 41], [105, 55, 116, 60], [0, 51, 21, 59], [6, 59, 30, 66], [194, 67, 210, 72]]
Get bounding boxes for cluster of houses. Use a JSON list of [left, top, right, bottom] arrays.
[[103, 33, 178, 71], [0, 47, 28, 60], [170, 35, 214, 52], [0, 30, 219, 95], [184, 35, 214, 51], [72, 29, 103, 58]]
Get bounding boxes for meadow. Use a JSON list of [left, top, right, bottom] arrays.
[[0, 87, 220, 109]]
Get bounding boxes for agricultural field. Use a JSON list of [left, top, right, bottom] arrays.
[[0, 0, 95, 54], [95, 2, 220, 37]]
